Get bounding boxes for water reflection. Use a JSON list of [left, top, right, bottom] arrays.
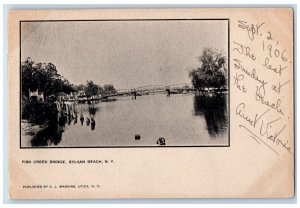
[[29, 94, 228, 147], [80, 113, 84, 126], [193, 94, 228, 137], [87, 102, 98, 130], [88, 105, 99, 116], [68, 115, 73, 125], [31, 122, 64, 147], [91, 117, 96, 130], [86, 117, 90, 126], [30, 102, 98, 146], [74, 115, 78, 125]]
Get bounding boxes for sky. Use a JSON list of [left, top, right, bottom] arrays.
[[21, 20, 228, 90]]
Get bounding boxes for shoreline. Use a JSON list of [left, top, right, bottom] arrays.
[[21, 120, 47, 147]]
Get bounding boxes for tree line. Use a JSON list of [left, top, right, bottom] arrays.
[[22, 47, 227, 100], [21, 57, 117, 124], [74, 82, 116, 98], [21, 57, 116, 99], [21, 57, 74, 98]]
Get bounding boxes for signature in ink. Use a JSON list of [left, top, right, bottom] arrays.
[[236, 103, 292, 155], [236, 102, 269, 128]]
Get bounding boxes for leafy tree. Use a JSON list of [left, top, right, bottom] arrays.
[[74, 84, 86, 92], [103, 84, 116, 93], [189, 48, 227, 91], [21, 57, 74, 98], [84, 80, 99, 98]]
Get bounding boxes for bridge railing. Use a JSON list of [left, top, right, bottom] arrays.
[[100, 83, 195, 98]]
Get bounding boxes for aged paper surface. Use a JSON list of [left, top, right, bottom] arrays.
[[8, 8, 294, 199]]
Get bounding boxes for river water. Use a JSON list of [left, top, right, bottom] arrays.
[[26, 93, 229, 147]]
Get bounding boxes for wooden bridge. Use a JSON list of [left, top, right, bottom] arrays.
[[101, 83, 194, 99]]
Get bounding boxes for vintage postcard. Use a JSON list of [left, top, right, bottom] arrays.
[[8, 8, 294, 199]]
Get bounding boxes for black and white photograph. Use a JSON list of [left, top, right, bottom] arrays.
[[8, 6, 294, 201], [20, 19, 229, 148]]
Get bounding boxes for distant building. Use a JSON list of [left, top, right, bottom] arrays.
[[78, 90, 86, 97], [29, 89, 44, 102]]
